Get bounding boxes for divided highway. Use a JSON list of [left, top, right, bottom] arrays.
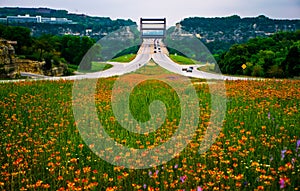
[[1, 39, 260, 83]]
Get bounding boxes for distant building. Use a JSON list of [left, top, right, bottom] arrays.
[[0, 18, 7, 23], [2, 14, 74, 24], [7, 14, 41, 23]]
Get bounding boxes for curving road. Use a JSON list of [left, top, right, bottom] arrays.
[[1, 39, 261, 83]]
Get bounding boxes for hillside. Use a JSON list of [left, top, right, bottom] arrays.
[[0, 7, 136, 39], [179, 15, 300, 54]]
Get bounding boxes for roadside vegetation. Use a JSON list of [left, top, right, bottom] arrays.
[[0, 24, 97, 73], [217, 31, 300, 78]]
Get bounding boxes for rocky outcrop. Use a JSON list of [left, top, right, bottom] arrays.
[[0, 39, 18, 78], [16, 59, 67, 77], [16, 59, 45, 74], [0, 38, 67, 79]]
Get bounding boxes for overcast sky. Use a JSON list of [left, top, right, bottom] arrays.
[[1, 0, 299, 26]]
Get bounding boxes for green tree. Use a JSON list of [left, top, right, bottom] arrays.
[[1, 26, 32, 54], [219, 44, 249, 74], [267, 65, 284, 78], [251, 65, 264, 77], [33, 35, 54, 60], [282, 44, 300, 77], [59, 35, 95, 66], [257, 50, 276, 75]]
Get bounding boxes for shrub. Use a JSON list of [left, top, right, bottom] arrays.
[[251, 65, 264, 77]]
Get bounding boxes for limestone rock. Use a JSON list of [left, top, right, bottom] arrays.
[[0, 39, 18, 78], [0, 38, 67, 78]]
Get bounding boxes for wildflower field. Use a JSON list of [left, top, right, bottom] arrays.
[[0, 76, 299, 191]]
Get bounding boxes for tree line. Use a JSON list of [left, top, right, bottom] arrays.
[[0, 24, 97, 71], [217, 31, 300, 78]]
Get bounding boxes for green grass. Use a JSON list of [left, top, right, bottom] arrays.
[[68, 62, 113, 73], [134, 62, 173, 75], [88, 62, 113, 72], [110, 54, 137, 63], [169, 54, 200, 65], [0, 77, 299, 190]]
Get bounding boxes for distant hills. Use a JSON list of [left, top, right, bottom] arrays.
[[0, 7, 136, 38], [179, 15, 300, 53]]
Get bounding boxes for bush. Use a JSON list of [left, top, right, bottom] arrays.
[[267, 65, 284, 78], [43, 52, 53, 70], [251, 65, 264, 77], [25, 53, 40, 61], [52, 56, 61, 66], [63, 67, 75, 76]]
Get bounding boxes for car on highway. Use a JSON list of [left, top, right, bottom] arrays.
[[182, 67, 193, 72], [187, 69, 192, 72]]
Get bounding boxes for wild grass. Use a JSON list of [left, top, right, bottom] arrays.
[[0, 77, 299, 190]]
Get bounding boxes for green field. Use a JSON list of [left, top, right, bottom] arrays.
[[169, 54, 200, 65], [68, 62, 113, 73], [110, 54, 137, 63], [0, 72, 299, 190]]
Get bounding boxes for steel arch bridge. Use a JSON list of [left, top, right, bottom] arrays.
[[140, 18, 166, 40]]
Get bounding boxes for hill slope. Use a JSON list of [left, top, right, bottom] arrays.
[[180, 15, 300, 54], [0, 7, 136, 39]]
